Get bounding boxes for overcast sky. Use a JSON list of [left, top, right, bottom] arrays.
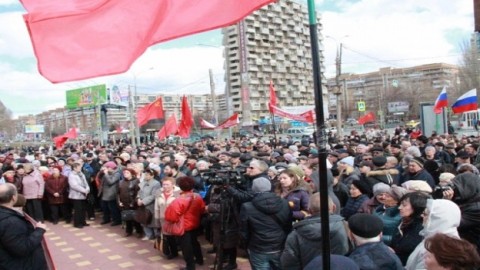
[[0, 0, 473, 118]]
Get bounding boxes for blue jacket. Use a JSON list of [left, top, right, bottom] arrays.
[[373, 205, 401, 246]]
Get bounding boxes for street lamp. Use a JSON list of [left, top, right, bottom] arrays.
[[132, 67, 154, 147], [326, 35, 348, 139]]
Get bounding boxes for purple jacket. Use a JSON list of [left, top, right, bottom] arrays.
[[283, 187, 310, 221]]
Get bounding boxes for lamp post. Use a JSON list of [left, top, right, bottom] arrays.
[[326, 35, 348, 139], [132, 67, 154, 147], [198, 44, 232, 138]]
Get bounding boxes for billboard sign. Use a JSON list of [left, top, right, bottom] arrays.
[[109, 85, 129, 107], [388, 101, 409, 113], [66, 84, 107, 109], [25, 124, 45, 133]]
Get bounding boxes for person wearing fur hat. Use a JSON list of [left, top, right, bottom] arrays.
[[348, 213, 403, 270], [341, 180, 371, 220], [365, 156, 399, 189], [373, 184, 407, 246], [401, 157, 435, 189]]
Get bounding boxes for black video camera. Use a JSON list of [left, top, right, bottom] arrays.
[[200, 168, 246, 187], [432, 184, 455, 199]]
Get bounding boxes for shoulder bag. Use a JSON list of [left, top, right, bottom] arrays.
[[162, 194, 195, 236], [134, 206, 153, 225]]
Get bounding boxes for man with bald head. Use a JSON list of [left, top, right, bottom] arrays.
[[0, 183, 49, 269]]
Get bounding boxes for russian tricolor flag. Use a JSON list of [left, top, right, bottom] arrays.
[[451, 89, 478, 114], [433, 87, 448, 114]]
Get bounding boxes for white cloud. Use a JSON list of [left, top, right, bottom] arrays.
[[320, 0, 473, 77], [0, 0, 474, 118]]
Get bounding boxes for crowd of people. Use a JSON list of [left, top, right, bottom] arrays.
[[1, 126, 480, 269]]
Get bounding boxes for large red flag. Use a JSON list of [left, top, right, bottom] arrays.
[[137, 97, 164, 127], [20, 0, 275, 83], [64, 127, 78, 139], [217, 113, 240, 129], [177, 96, 194, 138], [269, 81, 277, 113], [358, 112, 376, 125], [158, 114, 178, 140]]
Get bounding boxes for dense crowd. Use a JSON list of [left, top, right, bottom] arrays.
[[2, 126, 480, 269]]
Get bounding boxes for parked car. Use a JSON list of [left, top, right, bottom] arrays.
[[346, 118, 358, 125]]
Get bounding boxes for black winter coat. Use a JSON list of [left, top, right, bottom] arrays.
[[239, 192, 292, 253], [0, 206, 47, 270], [390, 217, 424, 265], [281, 214, 350, 269]]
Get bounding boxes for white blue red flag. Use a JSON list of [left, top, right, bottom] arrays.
[[433, 86, 448, 114], [451, 89, 478, 114]]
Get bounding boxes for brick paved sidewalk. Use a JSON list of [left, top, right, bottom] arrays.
[[44, 219, 251, 270]]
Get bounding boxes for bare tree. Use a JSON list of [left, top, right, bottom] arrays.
[[458, 39, 480, 94], [0, 100, 13, 138]]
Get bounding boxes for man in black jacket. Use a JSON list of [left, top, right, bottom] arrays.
[[239, 177, 292, 270], [0, 183, 49, 270], [281, 193, 350, 269]]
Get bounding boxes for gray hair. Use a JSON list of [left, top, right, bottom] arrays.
[[250, 159, 268, 173], [406, 146, 421, 158]]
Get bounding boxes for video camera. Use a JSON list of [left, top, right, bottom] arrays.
[[432, 184, 455, 199], [200, 166, 247, 187]]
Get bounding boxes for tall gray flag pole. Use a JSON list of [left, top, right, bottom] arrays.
[[307, 1, 331, 269]]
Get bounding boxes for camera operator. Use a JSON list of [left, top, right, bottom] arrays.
[[439, 171, 480, 252], [205, 180, 240, 270], [226, 160, 269, 204]]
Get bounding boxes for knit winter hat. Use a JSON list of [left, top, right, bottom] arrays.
[[104, 161, 117, 169], [351, 180, 372, 195], [339, 156, 354, 167], [252, 177, 271, 193], [410, 157, 424, 168], [372, 156, 387, 167], [373, 182, 391, 197]]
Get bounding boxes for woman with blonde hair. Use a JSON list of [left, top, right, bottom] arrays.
[[275, 169, 311, 222], [154, 177, 179, 259]]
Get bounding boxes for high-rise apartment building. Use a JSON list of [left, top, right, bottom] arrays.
[[222, 0, 328, 126]]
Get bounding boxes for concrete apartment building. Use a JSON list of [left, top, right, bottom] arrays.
[[326, 63, 460, 123], [221, 0, 328, 126]]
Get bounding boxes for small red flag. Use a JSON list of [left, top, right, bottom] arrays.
[[269, 81, 277, 113], [217, 113, 240, 129], [20, 0, 275, 83], [358, 112, 376, 125], [53, 136, 68, 149], [177, 96, 194, 138], [137, 97, 164, 127], [158, 114, 179, 140]]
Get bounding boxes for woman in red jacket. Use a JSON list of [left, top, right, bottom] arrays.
[[165, 176, 205, 270]]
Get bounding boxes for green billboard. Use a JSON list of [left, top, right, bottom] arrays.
[[66, 84, 107, 109]]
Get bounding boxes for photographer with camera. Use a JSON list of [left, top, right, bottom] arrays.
[[438, 171, 480, 253], [205, 178, 240, 270], [225, 160, 269, 204]]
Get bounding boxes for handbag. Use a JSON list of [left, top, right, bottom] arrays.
[[162, 194, 195, 236], [121, 209, 136, 222], [154, 235, 171, 256], [134, 206, 152, 225]]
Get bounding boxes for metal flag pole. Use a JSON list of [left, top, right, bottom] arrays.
[[307, 1, 331, 269]]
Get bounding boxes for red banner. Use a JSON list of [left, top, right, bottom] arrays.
[[200, 113, 239, 129], [269, 104, 314, 123]]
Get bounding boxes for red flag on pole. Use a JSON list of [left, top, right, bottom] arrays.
[[52, 127, 77, 148], [137, 97, 164, 127], [269, 81, 277, 113], [358, 112, 376, 125], [20, 0, 275, 83], [177, 96, 194, 138], [158, 114, 178, 140], [200, 118, 216, 129], [217, 113, 240, 129]]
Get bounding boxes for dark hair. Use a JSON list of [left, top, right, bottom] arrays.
[[122, 168, 137, 178], [0, 183, 17, 204], [144, 168, 156, 176], [425, 233, 480, 270], [177, 176, 195, 191], [166, 161, 179, 171], [399, 191, 429, 218]]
